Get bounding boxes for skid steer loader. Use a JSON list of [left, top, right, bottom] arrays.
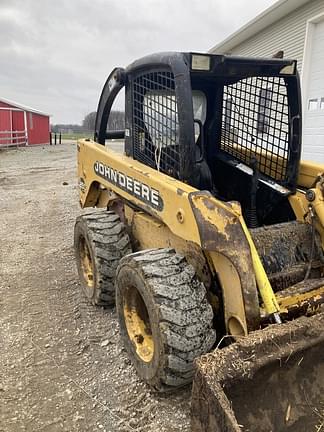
[[74, 52, 324, 431]]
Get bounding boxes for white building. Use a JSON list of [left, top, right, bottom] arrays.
[[210, 0, 324, 162]]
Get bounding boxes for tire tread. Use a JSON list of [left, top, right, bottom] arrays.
[[75, 210, 131, 305], [117, 248, 215, 390]]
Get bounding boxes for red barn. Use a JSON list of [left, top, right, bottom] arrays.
[[0, 97, 50, 147]]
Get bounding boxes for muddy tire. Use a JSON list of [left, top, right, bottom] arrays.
[[74, 209, 131, 306], [115, 248, 216, 391]]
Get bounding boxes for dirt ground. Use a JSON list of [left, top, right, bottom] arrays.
[[0, 143, 191, 432]]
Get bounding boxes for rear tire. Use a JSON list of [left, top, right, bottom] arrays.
[[115, 248, 216, 391], [74, 209, 131, 306]]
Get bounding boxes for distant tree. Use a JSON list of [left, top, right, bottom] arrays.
[[52, 110, 125, 136], [82, 111, 97, 131], [108, 110, 125, 131], [82, 110, 125, 132], [51, 124, 84, 133]]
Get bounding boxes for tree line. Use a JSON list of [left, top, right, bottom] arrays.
[[51, 110, 125, 133]]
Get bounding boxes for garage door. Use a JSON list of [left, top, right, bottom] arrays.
[[303, 18, 324, 162]]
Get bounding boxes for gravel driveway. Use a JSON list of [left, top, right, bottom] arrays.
[[0, 143, 191, 432]]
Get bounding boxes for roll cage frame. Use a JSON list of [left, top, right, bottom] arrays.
[[94, 52, 302, 191]]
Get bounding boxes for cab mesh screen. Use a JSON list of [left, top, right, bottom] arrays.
[[221, 76, 289, 182], [132, 71, 180, 178]]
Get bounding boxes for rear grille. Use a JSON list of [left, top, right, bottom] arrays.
[[221, 76, 290, 182]]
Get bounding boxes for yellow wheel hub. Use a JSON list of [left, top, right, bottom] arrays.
[[79, 237, 94, 288], [123, 287, 154, 363]]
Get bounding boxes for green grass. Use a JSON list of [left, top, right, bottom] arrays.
[[57, 133, 124, 143], [60, 132, 94, 141]]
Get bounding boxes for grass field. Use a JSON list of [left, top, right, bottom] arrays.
[[59, 133, 125, 143], [60, 132, 93, 140]]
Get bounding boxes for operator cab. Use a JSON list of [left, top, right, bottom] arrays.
[[94, 52, 302, 228]]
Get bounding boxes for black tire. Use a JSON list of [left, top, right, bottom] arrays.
[[115, 248, 216, 391], [74, 209, 131, 306]]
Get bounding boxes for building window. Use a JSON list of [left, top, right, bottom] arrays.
[[320, 98, 324, 110], [308, 99, 318, 111], [29, 112, 33, 130], [257, 87, 272, 134]]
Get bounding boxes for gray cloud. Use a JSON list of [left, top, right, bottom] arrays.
[[0, 0, 276, 123]]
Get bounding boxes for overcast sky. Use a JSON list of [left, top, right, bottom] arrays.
[[0, 0, 277, 124]]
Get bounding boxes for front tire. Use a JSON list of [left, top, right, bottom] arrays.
[[115, 248, 216, 391], [74, 209, 131, 306]]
